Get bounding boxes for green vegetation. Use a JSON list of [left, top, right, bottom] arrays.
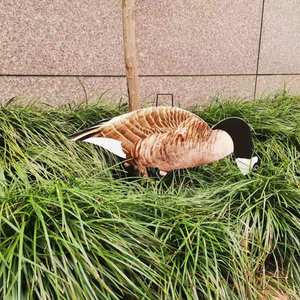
[[0, 94, 299, 299]]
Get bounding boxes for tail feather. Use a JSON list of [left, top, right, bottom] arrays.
[[70, 117, 127, 159], [70, 118, 111, 141]]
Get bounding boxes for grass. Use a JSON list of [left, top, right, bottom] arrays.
[[0, 93, 299, 299]]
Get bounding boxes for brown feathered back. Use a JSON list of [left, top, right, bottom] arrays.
[[71, 106, 232, 175], [72, 107, 208, 151]]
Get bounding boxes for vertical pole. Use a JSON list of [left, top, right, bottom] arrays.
[[122, 0, 140, 111]]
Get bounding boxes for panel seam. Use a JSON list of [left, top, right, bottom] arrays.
[[1, 73, 300, 78], [254, 0, 266, 99]]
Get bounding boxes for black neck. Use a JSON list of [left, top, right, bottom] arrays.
[[213, 117, 253, 159]]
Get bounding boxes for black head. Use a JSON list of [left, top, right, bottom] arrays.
[[212, 117, 253, 159]]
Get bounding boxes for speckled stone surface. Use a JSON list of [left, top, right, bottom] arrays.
[[139, 76, 255, 107], [1, 0, 262, 76], [0, 76, 127, 106], [136, 0, 262, 75], [0, 75, 254, 107], [1, 0, 300, 106], [259, 1, 300, 74], [256, 75, 300, 97], [0, 0, 124, 75]]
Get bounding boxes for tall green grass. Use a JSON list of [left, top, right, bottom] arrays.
[[0, 93, 299, 299]]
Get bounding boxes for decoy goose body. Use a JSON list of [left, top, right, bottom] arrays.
[[71, 106, 258, 176]]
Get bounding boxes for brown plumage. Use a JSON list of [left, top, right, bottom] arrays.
[[71, 106, 235, 176]]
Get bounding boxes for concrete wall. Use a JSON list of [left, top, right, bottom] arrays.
[[1, 0, 300, 107]]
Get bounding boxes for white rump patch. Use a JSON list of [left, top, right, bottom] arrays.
[[235, 156, 258, 175], [84, 137, 126, 158], [159, 170, 168, 176]]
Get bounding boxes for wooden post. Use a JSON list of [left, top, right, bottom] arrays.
[[122, 0, 140, 111]]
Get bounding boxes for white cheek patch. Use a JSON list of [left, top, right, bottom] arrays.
[[83, 137, 126, 159], [235, 156, 258, 175]]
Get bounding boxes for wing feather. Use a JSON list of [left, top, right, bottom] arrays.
[[71, 106, 208, 159]]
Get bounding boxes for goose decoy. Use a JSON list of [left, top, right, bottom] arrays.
[[71, 106, 258, 176]]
